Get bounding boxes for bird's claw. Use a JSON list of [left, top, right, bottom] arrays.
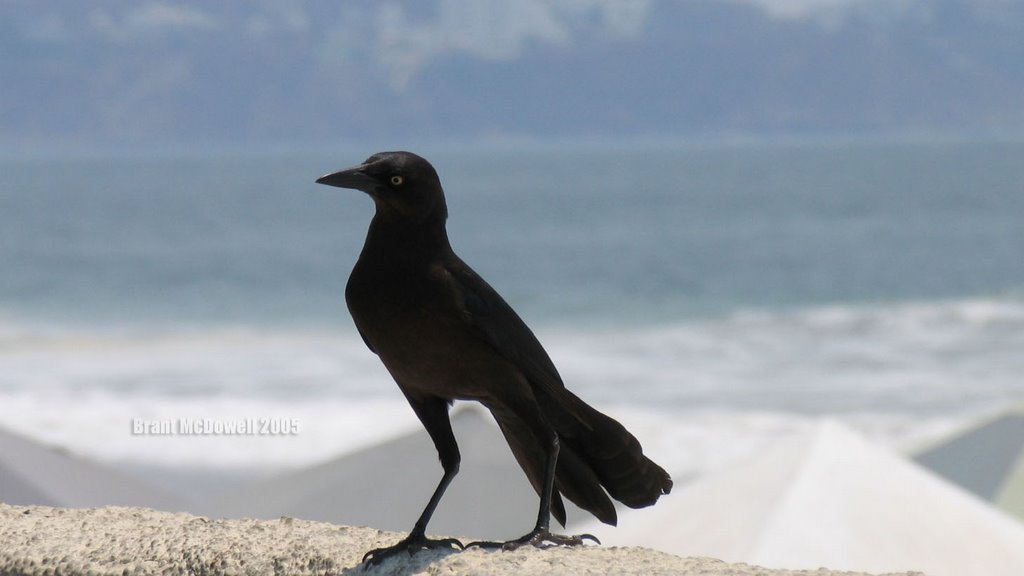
[[361, 533, 465, 565], [467, 529, 600, 551]]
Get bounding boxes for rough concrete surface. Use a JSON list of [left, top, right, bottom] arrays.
[[0, 504, 920, 576]]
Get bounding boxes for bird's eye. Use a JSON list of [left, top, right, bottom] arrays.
[[390, 175, 404, 186]]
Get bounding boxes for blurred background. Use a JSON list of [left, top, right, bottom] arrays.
[[2, 1, 1024, 573]]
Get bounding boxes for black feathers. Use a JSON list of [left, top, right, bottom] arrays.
[[317, 151, 671, 561]]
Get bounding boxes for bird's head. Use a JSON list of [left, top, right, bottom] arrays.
[[316, 151, 447, 224]]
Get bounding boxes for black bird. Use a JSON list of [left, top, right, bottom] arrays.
[[316, 151, 672, 564]]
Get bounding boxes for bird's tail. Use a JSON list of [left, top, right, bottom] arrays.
[[551, 391, 673, 521], [494, 390, 673, 527]]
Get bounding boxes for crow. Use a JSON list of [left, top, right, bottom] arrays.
[[316, 151, 672, 564]]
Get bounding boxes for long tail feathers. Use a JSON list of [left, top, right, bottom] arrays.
[[494, 391, 672, 527], [553, 391, 673, 511]]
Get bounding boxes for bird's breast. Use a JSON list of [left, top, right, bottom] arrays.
[[344, 258, 514, 400], [346, 258, 453, 354]]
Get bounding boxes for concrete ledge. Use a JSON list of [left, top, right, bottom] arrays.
[[0, 504, 918, 575]]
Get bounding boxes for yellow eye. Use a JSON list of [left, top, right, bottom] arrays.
[[390, 175, 404, 186]]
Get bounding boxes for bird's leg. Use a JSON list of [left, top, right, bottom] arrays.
[[362, 397, 465, 566], [469, 430, 599, 551], [361, 465, 464, 565]]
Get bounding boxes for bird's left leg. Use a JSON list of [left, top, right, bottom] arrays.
[[362, 395, 465, 566]]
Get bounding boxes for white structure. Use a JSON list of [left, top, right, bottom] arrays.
[[0, 426, 182, 510], [573, 420, 1024, 576]]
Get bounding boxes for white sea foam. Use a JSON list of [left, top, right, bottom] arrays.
[[1, 296, 1021, 470], [549, 296, 1024, 414], [0, 390, 420, 469]]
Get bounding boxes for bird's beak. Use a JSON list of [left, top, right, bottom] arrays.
[[315, 165, 377, 193]]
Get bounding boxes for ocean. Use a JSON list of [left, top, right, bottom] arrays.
[[2, 139, 1023, 479]]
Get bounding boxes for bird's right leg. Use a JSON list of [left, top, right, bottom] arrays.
[[362, 395, 465, 566]]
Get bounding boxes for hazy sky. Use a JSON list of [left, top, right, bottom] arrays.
[[4, 0, 1022, 145]]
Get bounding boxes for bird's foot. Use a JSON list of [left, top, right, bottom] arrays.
[[362, 532, 464, 566], [467, 528, 600, 551]]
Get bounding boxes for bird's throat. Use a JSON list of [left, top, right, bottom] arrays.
[[362, 213, 452, 265]]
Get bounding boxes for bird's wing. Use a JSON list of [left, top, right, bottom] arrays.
[[440, 257, 584, 418]]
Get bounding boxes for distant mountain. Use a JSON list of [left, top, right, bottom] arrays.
[[2, 0, 1023, 146]]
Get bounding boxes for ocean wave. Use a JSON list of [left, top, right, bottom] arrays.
[[550, 295, 1024, 413], [1, 295, 1021, 468], [0, 391, 421, 468]]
